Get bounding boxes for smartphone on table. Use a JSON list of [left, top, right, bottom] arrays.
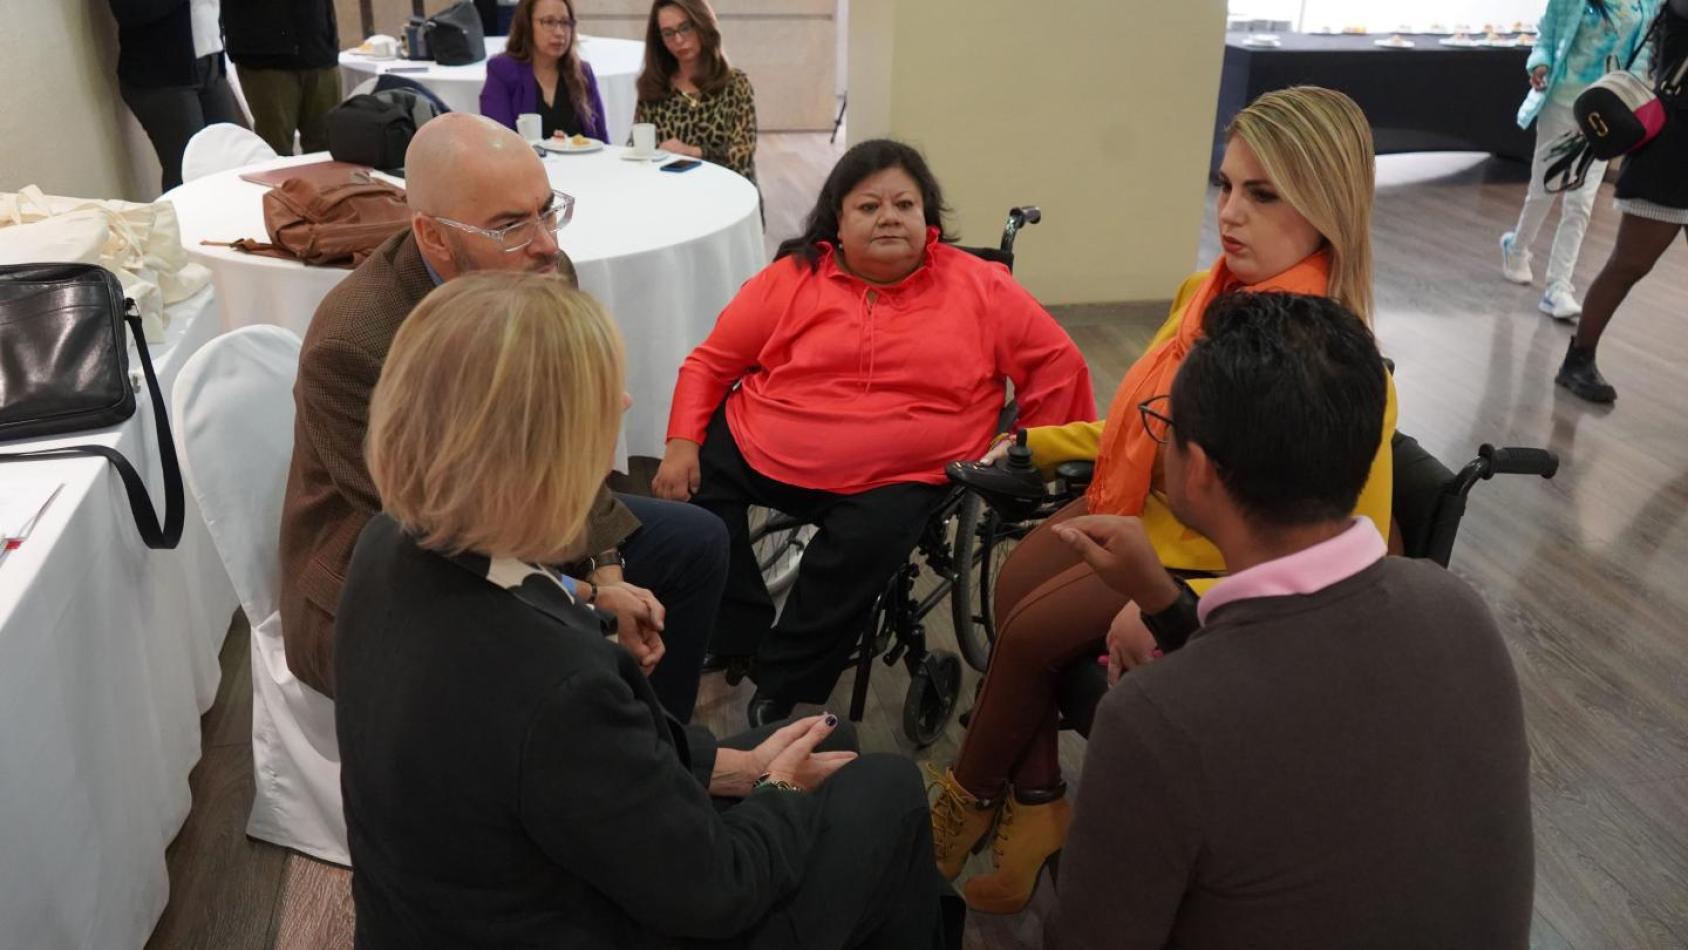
[[659, 159, 703, 173]]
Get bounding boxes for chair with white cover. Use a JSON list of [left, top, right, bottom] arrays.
[[180, 123, 279, 183], [171, 325, 348, 865]]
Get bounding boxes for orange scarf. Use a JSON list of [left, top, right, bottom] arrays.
[[1086, 249, 1333, 516]]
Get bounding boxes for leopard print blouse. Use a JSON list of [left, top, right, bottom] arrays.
[[633, 68, 758, 185]]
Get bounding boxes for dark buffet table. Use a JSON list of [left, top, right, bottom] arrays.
[[1214, 32, 1537, 171]]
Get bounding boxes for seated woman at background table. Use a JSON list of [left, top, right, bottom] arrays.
[[335, 271, 952, 949], [481, 0, 609, 141], [928, 85, 1397, 917], [633, 0, 758, 183], [653, 138, 1095, 728]]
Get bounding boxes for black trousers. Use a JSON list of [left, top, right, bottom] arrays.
[[120, 54, 247, 192], [691, 407, 948, 704], [718, 722, 957, 950], [617, 493, 728, 723]]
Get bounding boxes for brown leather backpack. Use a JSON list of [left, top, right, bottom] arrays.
[[215, 165, 410, 268]]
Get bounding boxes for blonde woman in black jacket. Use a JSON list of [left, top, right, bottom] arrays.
[[334, 271, 953, 949]]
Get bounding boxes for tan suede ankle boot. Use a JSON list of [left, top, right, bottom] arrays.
[[928, 767, 1001, 881], [962, 789, 1071, 914]]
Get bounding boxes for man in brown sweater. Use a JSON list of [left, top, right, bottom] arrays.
[[1045, 292, 1534, 949], [279, 114, 727, 719]]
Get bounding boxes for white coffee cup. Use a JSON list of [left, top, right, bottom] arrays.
[[517, 113, 543, 142], [631, 123, 657, 157]]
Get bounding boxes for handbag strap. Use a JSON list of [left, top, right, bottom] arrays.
[[0, 308, 184, 550]]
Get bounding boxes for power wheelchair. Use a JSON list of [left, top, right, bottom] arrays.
[[956, 435, 1564, 738], [740, 206, 1046, 747]]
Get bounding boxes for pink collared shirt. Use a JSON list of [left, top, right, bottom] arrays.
[[1196, 518, 1387, 625]]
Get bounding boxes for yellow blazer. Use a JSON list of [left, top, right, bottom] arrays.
[[1024, 272, 1397, 590]]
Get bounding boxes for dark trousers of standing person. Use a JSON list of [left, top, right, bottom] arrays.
[[235, 66, 342, 156], [716, 722, 961, 950], [120, 53, 246, 192], [615, 492, 729, 723], [690, 406, 949, 706]]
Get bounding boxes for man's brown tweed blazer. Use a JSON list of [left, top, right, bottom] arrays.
[[277, 229, 637, 696]]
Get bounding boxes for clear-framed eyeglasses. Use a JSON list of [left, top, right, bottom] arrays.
[[431, 190, 576, 253], [535, 15, 575, 32]]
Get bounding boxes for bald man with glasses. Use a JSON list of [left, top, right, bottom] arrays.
[[280, 114, 727, 721]]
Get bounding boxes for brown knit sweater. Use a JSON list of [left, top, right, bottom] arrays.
[[1049, 557, 1533, 950]]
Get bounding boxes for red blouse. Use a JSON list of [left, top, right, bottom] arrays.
[[666, 230, 1096, 493]]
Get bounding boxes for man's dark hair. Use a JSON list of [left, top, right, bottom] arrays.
[[775, 138, 956, 269], [1169, 291, 1386, 528]]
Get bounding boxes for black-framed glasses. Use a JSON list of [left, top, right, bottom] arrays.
[[1138, 395, 1173, 445], [659, 20, 696, 41], [535, 15, 575, 31], [432, 190, 576, 253]]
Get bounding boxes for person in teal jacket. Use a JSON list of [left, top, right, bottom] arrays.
[[1500, 0, 1660, 319]]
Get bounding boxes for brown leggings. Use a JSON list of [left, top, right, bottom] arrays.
[[952, 498, 1130, 798]]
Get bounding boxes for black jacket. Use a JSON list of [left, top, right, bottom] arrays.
[[335, 515, 828, 949], [223, 0, 339, 70], [108, 0, 199, 88]]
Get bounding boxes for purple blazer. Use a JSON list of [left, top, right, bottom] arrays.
[[480, 52, 610, 142]]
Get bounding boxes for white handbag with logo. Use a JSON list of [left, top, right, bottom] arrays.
[[0, 186, 211, 343]]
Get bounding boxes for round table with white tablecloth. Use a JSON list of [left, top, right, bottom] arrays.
[[164, 149, 765, 465], [340, 35, 645, 147]]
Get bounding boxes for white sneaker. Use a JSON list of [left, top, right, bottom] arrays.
[[1540, 285, 1583, 321], [1500, 232, 1534, 284]]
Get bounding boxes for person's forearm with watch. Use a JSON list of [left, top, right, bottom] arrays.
[[1052, 515, 1202, 654], [573, 549, 669, 674]]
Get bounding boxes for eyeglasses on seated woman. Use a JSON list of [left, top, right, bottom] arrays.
[[333, 271, 956, 949]]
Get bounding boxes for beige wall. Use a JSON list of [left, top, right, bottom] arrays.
[[847, 0, 1227, 305], [0, 0, 161, 201]]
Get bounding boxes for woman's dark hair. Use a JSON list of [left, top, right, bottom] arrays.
[[636, 0, 733, 101], [505, 0, 598, 131], [1169, 291, 1385, 528], [774, 139, 957, 269]]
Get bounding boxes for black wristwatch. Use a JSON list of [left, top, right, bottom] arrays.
[[1139, 576, 1201, 653], [569, 548, 625, 578]]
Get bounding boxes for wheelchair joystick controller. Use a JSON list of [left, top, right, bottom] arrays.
[[945, 435, 1047, 522], [1004, 442, 1039, 479]]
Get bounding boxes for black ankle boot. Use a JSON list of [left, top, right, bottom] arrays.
[[1555, 341, 1616, 404]]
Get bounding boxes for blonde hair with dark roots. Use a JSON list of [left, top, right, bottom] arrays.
[[1228, 86, 1376, 323], [367, 273, 626, 563]]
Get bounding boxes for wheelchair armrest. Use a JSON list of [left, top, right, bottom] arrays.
[[1054, 460, 1095, 489]]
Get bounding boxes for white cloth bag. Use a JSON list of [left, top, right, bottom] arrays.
[[0, 186, 211, 342]]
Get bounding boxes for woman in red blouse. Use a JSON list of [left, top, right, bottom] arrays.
[[655, 139, 1095, 726]]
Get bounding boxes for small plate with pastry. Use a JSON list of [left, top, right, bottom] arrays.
[[539, 133, 604, 154]]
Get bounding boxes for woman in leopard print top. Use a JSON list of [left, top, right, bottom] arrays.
[[634, 0, 758, 185]]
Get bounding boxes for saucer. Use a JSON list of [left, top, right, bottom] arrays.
[[619, 149, 672, 162]]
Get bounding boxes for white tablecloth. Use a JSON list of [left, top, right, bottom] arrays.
[[0, 289, 239, 950], [339, 35, 646, 146], [165, 150, 765, 463]]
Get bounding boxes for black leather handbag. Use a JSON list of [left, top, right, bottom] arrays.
[[0, 263, 183, 550], [427, 0, 487, 66], [327, 87, 445, 171]]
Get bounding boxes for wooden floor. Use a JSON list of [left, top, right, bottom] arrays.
[[145, 138, 1688, 949]]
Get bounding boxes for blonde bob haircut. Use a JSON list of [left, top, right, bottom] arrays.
[[367, 272, 626, 564], [1227, 85, 1376, 323]]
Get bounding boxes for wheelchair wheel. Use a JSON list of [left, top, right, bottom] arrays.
[[902, 650, 962, 747], [949, 493, 1026, 672], [748, 506, 814, 597]]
